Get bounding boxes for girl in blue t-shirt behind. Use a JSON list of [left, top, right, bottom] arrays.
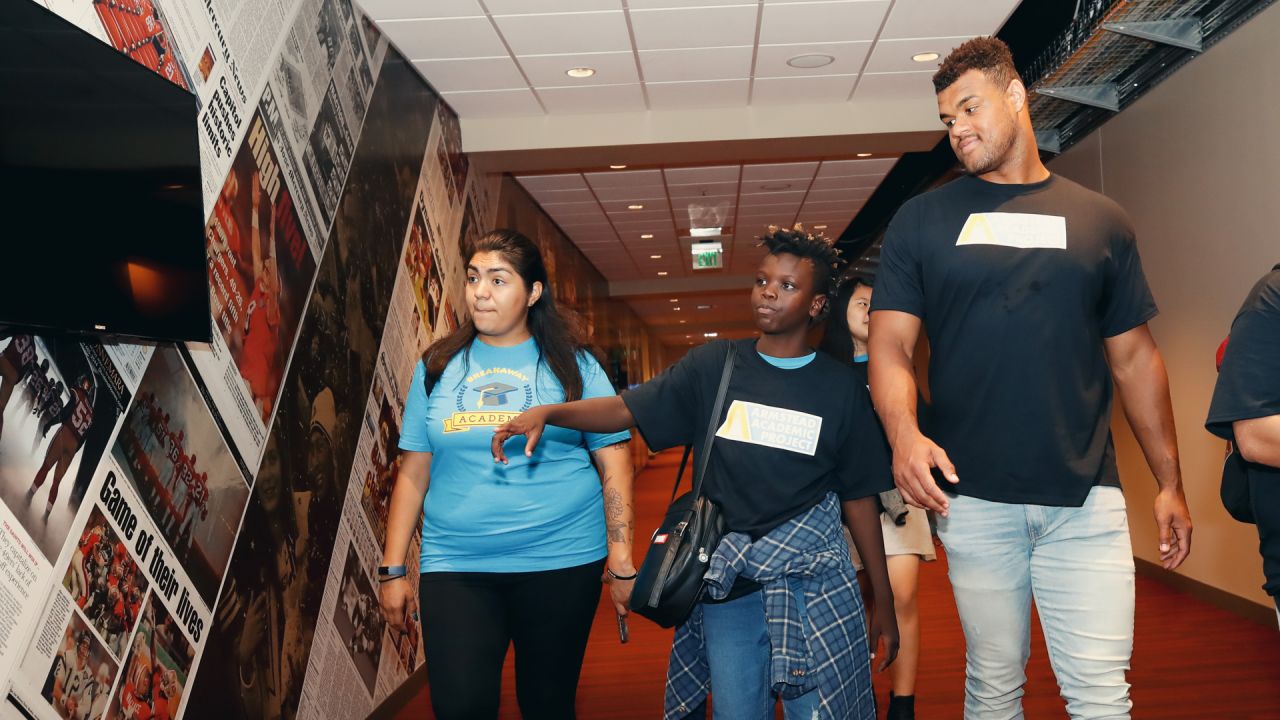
[[378, 229, 635, 720]]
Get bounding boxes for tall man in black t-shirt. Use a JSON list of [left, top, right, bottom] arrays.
[[1206, 264, 1280, 617], [869, 37, 1193, 720]]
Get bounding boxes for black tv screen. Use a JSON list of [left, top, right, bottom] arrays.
[[0, 1, 209, 343]]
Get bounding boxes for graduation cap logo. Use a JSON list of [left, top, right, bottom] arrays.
[[474, 381, 519, 408]]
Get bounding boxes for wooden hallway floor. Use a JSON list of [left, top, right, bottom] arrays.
[[393, 449, 1280, 719]]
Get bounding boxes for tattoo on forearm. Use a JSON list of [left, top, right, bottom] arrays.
[[604, 487, 632, 544]]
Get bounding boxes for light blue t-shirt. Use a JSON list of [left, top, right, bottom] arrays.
[[399, 337, 629, 573]]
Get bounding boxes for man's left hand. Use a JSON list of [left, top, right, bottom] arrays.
[[1154, 486, 1193, 569]]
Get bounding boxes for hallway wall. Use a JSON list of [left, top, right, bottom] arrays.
[[1051, 2, 1280, 607]]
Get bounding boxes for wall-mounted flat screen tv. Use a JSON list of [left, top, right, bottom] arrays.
[[0, 0, 209, 343]]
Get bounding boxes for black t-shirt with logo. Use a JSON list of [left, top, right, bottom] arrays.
[[623, 339, 891, 538], [874, 173, 1158, 506], [1206, 265, 1280, 596]]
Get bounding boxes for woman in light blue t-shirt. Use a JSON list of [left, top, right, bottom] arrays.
[[378, 230, 635, 720]]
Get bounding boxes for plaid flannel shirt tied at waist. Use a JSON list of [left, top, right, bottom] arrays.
[[663, 492, 874, 720]]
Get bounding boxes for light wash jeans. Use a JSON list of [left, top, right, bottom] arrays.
[[936, 486, 1135, 720], [701, 582, 823, 720]]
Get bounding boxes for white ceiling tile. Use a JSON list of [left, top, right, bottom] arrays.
[[751, 74, 857, 104], [516, 173, 588, 191], [550, 213, 611, 226], [754, 41, 872, 78], [585, 169, 665, 188], [440, 88, 543, 117], [525, 187, 597, 203], [617, 228, 677, 241], [808, 174, 882, 191], [800, 199, 861, 213], [648, 79, 749, 108], [382, 17, 508, 59], [864, 36, 970, 74], [485, 0, 623, 13], [639, 46, 754, 83], [606, 208, 672, 219], [412, 57, 528, 92], [630, 5, 759, 50], [359, 0, 482, 20], [880, 0, 1021, 40], [591, 185, 670, 201], [493, 11, 631, 55], [737, 203, 800, 215], [518, 52, 640, 87], [538, 83, 647, 113], [851, 71, 939, 121], [759, 1, 890, 45], [545, 200, 607, 215], [628, 0, 749, 9], [668, 184, 738, 200], [804, 187, 872, 203], [664, 166, 741, 185], [610, 220, 677, 234], [741, 162, 819, 182], [738, 189, 808, 203], [816, 157, 898, 177]]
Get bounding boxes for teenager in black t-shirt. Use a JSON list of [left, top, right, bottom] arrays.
[[1207, 264, 1280, 615], [869, 38, 1192, 719], [493, 228, 896, 719]]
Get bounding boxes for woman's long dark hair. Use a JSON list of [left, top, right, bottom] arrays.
[[422, 229, 593, 401], [818, 274, 871, 364]]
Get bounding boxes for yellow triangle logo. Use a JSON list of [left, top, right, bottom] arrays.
[[716, 401, 752, 442], [956, 213, 998, 246]]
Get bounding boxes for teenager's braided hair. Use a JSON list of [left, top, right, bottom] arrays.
[[756, 224, 845, 321]]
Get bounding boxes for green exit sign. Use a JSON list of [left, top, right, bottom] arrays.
[[691, 242, 723, 270]]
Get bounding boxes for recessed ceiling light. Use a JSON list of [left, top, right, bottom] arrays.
[[680, 320, 687, 324], [704, 332, 719, 338], [696, 304, 712, 310], [856, 152, 873, 158], [641, 233, 654, 239], [657, 271, 669, 276], [566, 67, 596, 78], [673, 307, 681, 311], [650, 254, 663, 259], [609, 164, 627, 169], [813, 225, 828, 230], [669, 298, 678, 303], [628, 203, 645, 210], [912, 52, 940, 63], [685, 335, 691, 339], [787, 53, 835, 69]]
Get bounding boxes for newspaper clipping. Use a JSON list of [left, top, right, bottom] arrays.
[[188, 110, 319, 475], [9, 455, 212, 720], [257, 0, 379, 255], [108, 346, 250, 606]]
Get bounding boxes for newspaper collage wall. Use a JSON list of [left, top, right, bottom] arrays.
[[2, 2, 660, 719]]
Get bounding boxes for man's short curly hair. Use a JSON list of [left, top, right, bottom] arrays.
[[756, 224, 844, 320], [932, 36, 1022, 94]]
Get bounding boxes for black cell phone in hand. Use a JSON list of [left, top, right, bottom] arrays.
[[616, 614, 629, 644]]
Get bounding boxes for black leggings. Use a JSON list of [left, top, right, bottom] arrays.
[[418, 558, 604, 720]]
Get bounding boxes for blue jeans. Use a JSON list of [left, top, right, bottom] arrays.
[[936, 486, 1135, 720], [701, 583, 822, 720]]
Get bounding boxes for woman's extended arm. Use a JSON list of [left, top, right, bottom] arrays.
[[491, 396, 636, 463], [378, 450, 431, 632]]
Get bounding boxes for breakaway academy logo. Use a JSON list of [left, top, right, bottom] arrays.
[[442, 367, 534, 433], [714, 400, 821, 456]]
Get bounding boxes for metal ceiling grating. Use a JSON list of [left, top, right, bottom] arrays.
[[1027, 0, 1276, 152]]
